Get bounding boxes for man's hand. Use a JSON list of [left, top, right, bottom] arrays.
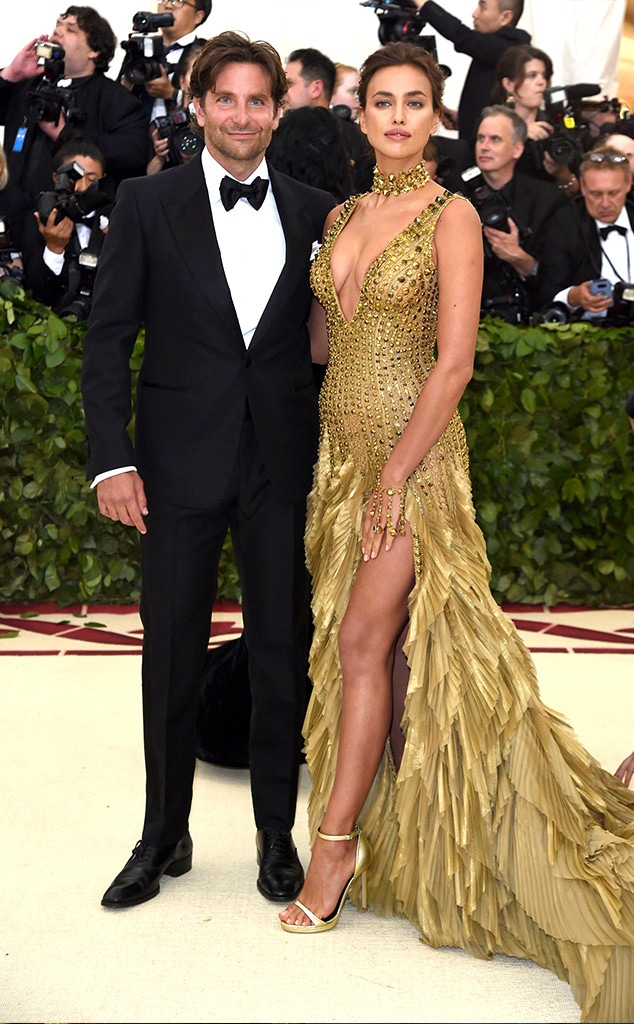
[[1, 37, 47, 82], [96, 471, 149, 534], [144, 65, 176, 100], [567, 281, 614, 315], [483, 217, 536, 277], [35, 208, 74, 254]]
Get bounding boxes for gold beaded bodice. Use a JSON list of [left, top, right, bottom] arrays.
[[311, 190, 469, 486]]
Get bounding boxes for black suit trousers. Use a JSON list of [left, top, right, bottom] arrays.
[[139, 413, 311, 846]]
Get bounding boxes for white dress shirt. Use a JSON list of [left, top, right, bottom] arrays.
[[555, 208, 634, 310], [92, 150, 286, 488]]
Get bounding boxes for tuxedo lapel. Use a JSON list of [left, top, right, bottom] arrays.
[[250, 169, 316, 346], [159, 159, 242, 341]]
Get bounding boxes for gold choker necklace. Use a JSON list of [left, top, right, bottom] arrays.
[[372, 159, 430, 196]]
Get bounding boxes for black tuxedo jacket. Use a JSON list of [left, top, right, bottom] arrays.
[[536, 198, 634, 309], [81, 156, 334, 508], [420, 1, 531, 145]]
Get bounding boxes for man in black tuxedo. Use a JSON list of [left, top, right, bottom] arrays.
[[81, 31, 334, 909], [536, 147, 634, 316], [466, 104, 568, 322]]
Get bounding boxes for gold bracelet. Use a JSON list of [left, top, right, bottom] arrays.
[[376, 479, 408, 537]]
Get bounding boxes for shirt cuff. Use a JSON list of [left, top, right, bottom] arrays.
[[91, 466, 137, 489]]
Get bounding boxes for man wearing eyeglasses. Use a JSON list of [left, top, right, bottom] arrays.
[[0, 6, 148, 248], [82, 31, 335, 911], [118, 0, 212, 123], [536, 147, 634, 319]]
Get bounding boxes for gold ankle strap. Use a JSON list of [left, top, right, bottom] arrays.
[[316, 825, 360, 842]]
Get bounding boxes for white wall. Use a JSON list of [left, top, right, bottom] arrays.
[[0, 1, 626, 117]]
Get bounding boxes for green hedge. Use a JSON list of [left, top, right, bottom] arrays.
[[1, 281, 634, 607]]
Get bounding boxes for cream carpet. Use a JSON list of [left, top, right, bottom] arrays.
[[2, 607, 634, 1024]]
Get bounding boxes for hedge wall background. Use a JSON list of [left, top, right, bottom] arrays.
[[1, 279, 634, 608]]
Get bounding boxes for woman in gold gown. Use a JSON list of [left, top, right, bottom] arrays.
[[278, 41, 634, 1024]]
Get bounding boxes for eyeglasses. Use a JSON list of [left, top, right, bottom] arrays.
[[157, 0, 197, 9], [583, 151, 629, 165]]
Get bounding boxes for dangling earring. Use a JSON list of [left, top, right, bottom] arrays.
[[506, 91, 515, 109]]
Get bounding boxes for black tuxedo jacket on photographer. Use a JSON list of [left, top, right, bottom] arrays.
[[420, 1, 531, 147], [536, 196, 634, 309], [481, 170, 568, 315], [0, 72, 148, 240], [81, 155, 334, 844], [20, 209, 109, 314]]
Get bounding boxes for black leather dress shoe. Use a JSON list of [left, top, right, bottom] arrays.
[[101, 831, 193, 908], [256, 829, 304, 903]]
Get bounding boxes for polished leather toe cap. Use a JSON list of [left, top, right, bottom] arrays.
[[256, 829, 304, 903], [102, 831, 193, 908]]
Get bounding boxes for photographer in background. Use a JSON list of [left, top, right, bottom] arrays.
[[20, 140, 112, 318], [0, 6, 147, 249], [146, 40, 205, 174], [536, 147, 634, 320], [491, 44, 587, 198], [466, 104, 567, 323], [411, 0, 530, 155], [118, 0, 211, 124]]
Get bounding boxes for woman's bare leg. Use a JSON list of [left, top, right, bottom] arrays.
[[279, 530, 415, 927]]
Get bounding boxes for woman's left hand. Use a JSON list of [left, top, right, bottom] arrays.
[[361, 480, 406, 561]]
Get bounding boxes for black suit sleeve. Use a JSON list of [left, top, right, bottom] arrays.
[[81, 179, 147, 478]]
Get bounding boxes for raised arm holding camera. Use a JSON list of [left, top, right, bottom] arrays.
[[118, 1, 211, 124], [0, 6, 148, 247]]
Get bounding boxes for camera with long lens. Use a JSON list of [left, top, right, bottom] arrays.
[[120, 10, 174, 85], [531, 83, 600, 168], [26, 41, 85, 127], [151, 107, 203, 165], [36, 160, 112, 226]]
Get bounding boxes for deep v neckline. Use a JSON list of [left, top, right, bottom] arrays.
[[327, 191, 449, 326]]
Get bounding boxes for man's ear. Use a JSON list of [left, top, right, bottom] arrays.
[[192, 95, 205, 127]]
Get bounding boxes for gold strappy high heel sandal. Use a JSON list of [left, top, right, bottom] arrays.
[[279, 825, 372, 933]]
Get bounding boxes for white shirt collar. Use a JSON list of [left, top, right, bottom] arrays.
[[200, 148, 270, 205], [596, 208, 631, 231]]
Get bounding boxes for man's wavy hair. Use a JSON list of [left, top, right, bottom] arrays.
[[61, 6, 116, 74], [358, 41, 445, 119], [189, 31, 288, 113]]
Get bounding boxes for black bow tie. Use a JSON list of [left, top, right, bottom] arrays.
[[219, 175, 269, 211], [599, 223, 627, 240]]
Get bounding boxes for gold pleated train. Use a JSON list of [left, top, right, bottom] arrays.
[[303, 441, 634, 1024]]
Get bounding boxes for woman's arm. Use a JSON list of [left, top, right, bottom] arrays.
[[383, 195, 483, 487]]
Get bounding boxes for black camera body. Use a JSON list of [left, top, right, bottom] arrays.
[[58, 249, 100, 321], [0, 216, 24, 284], [460, 166, 512, 235], [532, 83, 598, 168], [152, 108, 203, 165], [120, 10, 174, 85], [36, 160, 112, 226], [26, 41, 85, 127]]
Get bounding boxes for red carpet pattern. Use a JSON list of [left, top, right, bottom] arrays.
[[1, 601, 634, 655]]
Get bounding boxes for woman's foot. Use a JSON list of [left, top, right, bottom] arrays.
[[278, 830, 358, 928]]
